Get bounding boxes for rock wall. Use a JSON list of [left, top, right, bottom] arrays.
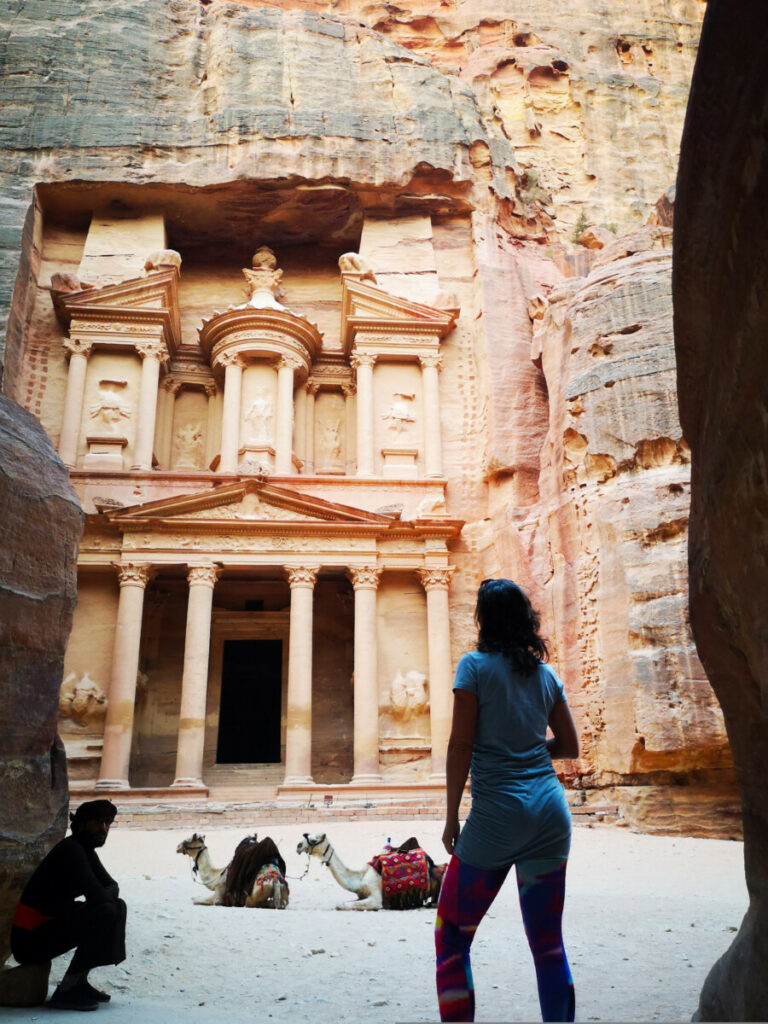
[[0, 396, 83, 964], [674, 0, 768, 1016]]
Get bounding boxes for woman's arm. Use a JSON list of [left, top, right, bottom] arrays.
[[546, 700, 579, 760], [442, 689, 478, 856]]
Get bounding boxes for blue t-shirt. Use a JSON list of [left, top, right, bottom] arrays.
[[453, 650, 572, 870]]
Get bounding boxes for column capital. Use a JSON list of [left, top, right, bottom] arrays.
[[135, 340, 169, 366], [419, 352, 443, 371], [341, 382, 356, 398], [161, 376, 183, 395], [306, 379, 320, 396], [350, 351, 377, 370], [285, 565, 319, 588], [203, 382, 219, 398], [218, 351, 245, 369], [416, 566, 455, 591], [64, 337, 93, 359], [187, 563, 222, 588], [279, 354, 303, 372], [347, 565, 382, 590], [113, 562, 153, 588]]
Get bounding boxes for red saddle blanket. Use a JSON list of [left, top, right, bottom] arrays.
[[368, 848, 429, 907]]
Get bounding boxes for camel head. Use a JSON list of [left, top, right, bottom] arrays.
[[177, 833, 206, 858], [297, 832, 327, 857]]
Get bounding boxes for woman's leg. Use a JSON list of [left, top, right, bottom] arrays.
[[435, 855, 509, 1022], [515, 858, 574, 1023]]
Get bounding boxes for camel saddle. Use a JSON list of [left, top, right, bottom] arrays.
[[368, 837, 435, 910]]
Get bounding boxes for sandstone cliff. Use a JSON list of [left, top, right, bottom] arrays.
[[674, 0, 768, 1016], [0, 396, 83, 965], [0, 0, 735, 835]]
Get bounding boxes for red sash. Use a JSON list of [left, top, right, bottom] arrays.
[[12, 902, 54, 931]]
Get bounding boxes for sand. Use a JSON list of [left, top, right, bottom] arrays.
[[0, 820, 747, 1024]]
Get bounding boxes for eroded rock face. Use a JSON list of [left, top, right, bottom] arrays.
[[0, 396, 83, 964], [474, 229, 737, 829], [674, 1, 768, 1017]]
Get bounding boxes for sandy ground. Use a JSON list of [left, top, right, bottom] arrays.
[[0, 820, 747, 1024]]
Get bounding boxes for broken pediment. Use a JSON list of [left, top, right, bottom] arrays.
[[340, 277, 459, 355], [52, 266, 182, 354]]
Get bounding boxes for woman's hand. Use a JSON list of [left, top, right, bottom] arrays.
[[442, 817, 461, 857]]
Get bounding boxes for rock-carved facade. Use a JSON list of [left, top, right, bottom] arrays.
[[37, 225, 462, 800]]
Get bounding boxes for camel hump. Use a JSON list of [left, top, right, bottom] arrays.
[[395, 836, 421, 853], [223, 837, 286, 907]]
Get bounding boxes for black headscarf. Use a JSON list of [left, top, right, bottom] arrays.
[[69, 799, 118, 831]]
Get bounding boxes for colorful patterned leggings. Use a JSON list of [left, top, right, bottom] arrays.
[[435, 855, 574, 1022]]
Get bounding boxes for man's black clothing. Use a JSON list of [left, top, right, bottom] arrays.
[[11, 834, 126, 971]]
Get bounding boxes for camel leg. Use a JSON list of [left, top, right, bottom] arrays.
[[193, 893, 218, 906], [272, 879, 289, 910], [336, 894, 381, 911]]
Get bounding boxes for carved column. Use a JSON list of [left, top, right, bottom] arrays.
[[219, 352, 244, 473], [275, 356, 300, 475], [304, 380, 319, 475], [283, 566, 318, 785], [420, 352, 444, 478], [173, 563, 221, 787], [58, 337, 93, 467], [351, 352, 376, 477], [342, 382, 356, 475], [132, 340, 168, 471], [202, 383, 219, 471], [97, 563, 153, 789], [158, 377, 181, 469], [416, 567, 455, 779], [348, 566, 382, 784]]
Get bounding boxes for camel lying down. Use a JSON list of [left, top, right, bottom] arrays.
[[177, 833, 289, 909], [297, 833, 446, 911]]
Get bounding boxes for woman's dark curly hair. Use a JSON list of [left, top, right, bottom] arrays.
[[475, 578, 549, 673]]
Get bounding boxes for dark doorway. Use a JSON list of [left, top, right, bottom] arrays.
[[216, 639, 282, 763]]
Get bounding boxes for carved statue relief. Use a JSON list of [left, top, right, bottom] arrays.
[[320, 418, 342, 460], [382, 392, 416, 435], [244, 389, 274, 445], [88, 379, 131, 434], [389, 669, 429, 722], [59, 672, 107, 729], [173, 421, 205, 469]]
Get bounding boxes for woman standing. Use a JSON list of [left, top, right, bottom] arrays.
[[435, 578, 579, 1023]]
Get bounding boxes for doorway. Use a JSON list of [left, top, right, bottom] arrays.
[[216, 638, 282, 763]]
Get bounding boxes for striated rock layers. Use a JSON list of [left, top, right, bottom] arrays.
[[674, 0, 768, 1017], [0, 396, 83, 965]]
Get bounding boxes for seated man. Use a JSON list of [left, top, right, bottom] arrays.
[[10, 799, 126, 1011]]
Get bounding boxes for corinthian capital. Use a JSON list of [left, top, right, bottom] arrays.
[[350, 352, 377, 371], [135, 340, 169, 367], [347, 566, 382, 590], [419, 352, 443, 371], [286, 566, 319, 588], [113, 563, 153, 588], [279, 355, 303, 372], [416, 566, 455, 591], [64, 337, 93, 358], [187, 563, 222, 588], [218, 351, 244, 369]]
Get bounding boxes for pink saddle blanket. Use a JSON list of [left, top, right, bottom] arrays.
[[368, 848, 429, 905]]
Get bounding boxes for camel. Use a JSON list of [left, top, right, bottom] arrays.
[[296, 833, 445, 911], [176, 833, 289, 909]]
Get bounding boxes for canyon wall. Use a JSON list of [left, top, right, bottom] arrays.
[[674, 0, 768, 1016], [0, 0, 737, 835], [0, 396, 83, 967]]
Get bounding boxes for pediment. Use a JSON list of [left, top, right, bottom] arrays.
[[52, 268, 181, 351], [107, 480, 398, 530], [341, 278, 457, 351]]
